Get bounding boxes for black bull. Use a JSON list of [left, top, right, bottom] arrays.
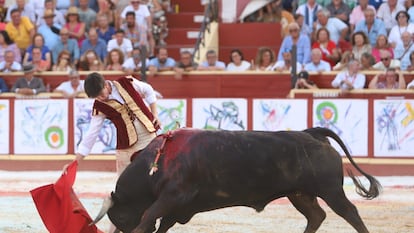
[[92, 127, 381, 233]]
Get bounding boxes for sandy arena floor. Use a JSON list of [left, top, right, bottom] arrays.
[[0, 171, 413, 233]]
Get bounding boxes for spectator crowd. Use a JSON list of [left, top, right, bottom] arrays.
[[0, 0, 414, 95]]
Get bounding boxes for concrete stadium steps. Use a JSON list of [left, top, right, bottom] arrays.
[[164, 1, 204, 57], [165, 28, 200, 45], [167, 12, 205, 28], [171, 0, 204, 13]]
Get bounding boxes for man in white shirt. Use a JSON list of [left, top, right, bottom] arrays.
[[107, 29, 134, 58], [0, 50, 22, 72], [304, 48, 331, 72], [122, 46, 150, 74], [53, 70, 85, 98], [332, 59, 366, 90]]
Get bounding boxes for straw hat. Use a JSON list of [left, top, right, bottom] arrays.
[[66, 6, 79, 16], [43, 9, 55, 18]]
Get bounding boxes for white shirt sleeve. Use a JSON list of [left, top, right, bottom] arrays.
[[353, 74, 366, 89], [331, 73, 345, 88], [76, 113, 106, 156], [131, 79, 157, 105]]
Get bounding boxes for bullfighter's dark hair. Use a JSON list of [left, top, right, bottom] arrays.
[[84, 72, 105, 98]]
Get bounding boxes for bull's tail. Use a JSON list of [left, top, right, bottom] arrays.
[[304, 127, 382, 200]]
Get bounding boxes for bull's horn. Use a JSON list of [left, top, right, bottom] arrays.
[[89, 196, 114, 226]]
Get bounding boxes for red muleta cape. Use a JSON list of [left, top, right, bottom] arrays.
[[30, 161, 103, 233]]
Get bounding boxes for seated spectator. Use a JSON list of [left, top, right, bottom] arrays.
[[349, 0, 376, 32], [97, 0, 118, 28], [0, 31, 21, 63], [294, 13, 311, 37], [5, 9, 35, 55], [53, 70, 85, 98], [152, 14, 169, 47], [0, 50, 22, 72], [79, 49, 105, 71], [277, 22, 311, 66], [107, 29, 133, 59], [314, 8, 348, 45], [197, 49, 225, 71], [174, 50, 198, 79], [148, 47, 176, 75], [388, 11, 414, 48], [295, 0, 323, 33], [28, 47, 51, 72], [64, 6, 86, 48], [326, 0, 351, 24], [96, 14, 116, 44], [360, 52, 376, 71], [23, 34, 52, 69], [120, 0, 155, 56], [333, 51, 354, 71], [35, 0, 66, 28], [254, 0, 294, 37], [294, 71, 318, 89], [5, 0, 36, 23], [373, 50, 401, 70], [377, 0, 406, 33], [11, 64, 46, 95], [226, 49, 250, 71], [406, 51, 414, 72], [120, 11, 148, 49], [123, 47, 150, 75], [77, 0, 97, 32], [407, 79, 414, 89], [394, 31, 414, 71], [251, 47, 276, 71], [105, 48, 125, 71], [351, 31, 372, 62], [0, 77, 8, 93], [52, 27, 80, 66], [272, 50, 302, 72], [354, 8, 387, 46], [303, 48, 331, 72], [52, 50, 73, 72], [37, 9, 61, 53], [372, 34, 394, 63], [312, 28, 340, 67], [331, 60, 366, 90], [368, 68, 406, 89], [80, 28, 107, 62]]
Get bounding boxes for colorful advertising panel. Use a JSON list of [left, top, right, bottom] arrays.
[[253, 99, 308, 131], [157, 99, 187, 133], [373, 99, 414, 157], [192, 98, 247, 130], [14, 99, 68, 154], [0, 100, 9, 154], [313, 99, 369, 156]]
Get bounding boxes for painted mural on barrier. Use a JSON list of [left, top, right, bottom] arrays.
[[0, 100, 9, 154], [157, 99, 187, 133], [14, 99, 68, 154], [313, 99, 368, 156], [74, 99, 116, 154], [192, 98, 247, 130], [374, 99, 414, 156], [252, 99, 308, 131]]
